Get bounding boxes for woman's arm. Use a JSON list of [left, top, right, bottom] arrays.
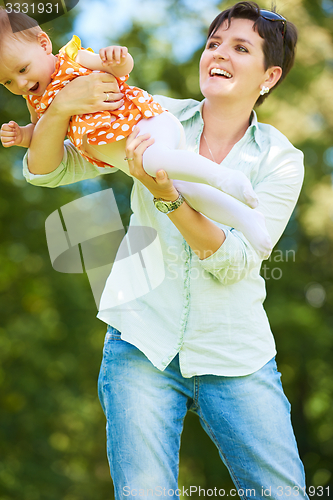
[[156, 171, 226, 259], [125, 128, 226, 259], [125, 128, 304, 279], [27, 72, 124, 175]]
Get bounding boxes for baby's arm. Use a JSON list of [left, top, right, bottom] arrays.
[[76, 45, 134, 79], [1, 102, 38, 148]]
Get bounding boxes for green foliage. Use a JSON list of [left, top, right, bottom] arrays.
[[0, 0, 332, 498]]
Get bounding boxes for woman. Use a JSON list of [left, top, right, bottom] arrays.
[[23, 2, 308, 498]]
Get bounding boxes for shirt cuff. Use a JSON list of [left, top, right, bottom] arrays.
[[199, 228, 260, 282], [22, 140, 117, 188], [22, 149, 67, 187], [199, 228, 233, 273]]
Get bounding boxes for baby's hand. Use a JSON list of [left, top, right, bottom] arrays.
[[0, 121, 23, 148], [99, 45, 129, 66]]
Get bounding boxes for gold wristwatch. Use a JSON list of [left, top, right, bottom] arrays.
[[153, 192, 185, 214]]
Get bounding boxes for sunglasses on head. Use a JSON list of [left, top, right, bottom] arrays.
[[260, 10, 287, 39]]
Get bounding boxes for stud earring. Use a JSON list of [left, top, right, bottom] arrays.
[[260, 86, 270, 96]]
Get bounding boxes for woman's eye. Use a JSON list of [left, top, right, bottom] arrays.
[[236, 46, 248, 53], [5, 80, 11, 85], [19, 67, 26, 73], [207, 41, 219, 49]]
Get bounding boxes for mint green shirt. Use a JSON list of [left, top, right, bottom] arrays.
[[23, 97, 304, 377]]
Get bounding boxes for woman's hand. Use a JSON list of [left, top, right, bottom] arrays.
[[125, 127, 179, 201], [27, 73, 125, 175], [50, 72, 124, 120]]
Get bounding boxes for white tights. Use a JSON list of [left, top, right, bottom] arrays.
[[85, 112, 272, 258]]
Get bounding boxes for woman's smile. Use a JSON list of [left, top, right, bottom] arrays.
[[209, 67, 233, 78]]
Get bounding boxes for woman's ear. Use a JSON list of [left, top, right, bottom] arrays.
[[37, 32, 52, 54], [263, 66, 283, 90]]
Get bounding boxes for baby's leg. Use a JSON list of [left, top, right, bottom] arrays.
[[137, 112, 258, 208], [173, 179, 272, 259], [82, 135, 131, 175], [82, 120, 270, 257]]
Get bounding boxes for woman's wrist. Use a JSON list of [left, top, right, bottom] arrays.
[[168, 202, 226, 259], [49, 92, 75, 122], [147, 170, 178, 201], [153, 187, 179, 202]]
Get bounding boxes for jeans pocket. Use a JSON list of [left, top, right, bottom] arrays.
[[101, 327, 122, 368], [106, 325, 122, 340]]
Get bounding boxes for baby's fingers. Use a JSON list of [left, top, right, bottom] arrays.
[[100, 46, 120, 64], [1, 121, 19, 147], [111, 46, 122, 64], [1, 121, 16, 132], [100, 47, 117, 64], [99, 47, 107, 63], [1, 129, 16, 138], [1, 139, 15, 147], [120, 46, 128, 61], [1, 133, 15, 147]]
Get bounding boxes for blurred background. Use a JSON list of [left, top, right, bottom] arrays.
[[0, 0, 332, 498]]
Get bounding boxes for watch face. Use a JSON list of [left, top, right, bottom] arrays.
[[155, 201, 170, 213]]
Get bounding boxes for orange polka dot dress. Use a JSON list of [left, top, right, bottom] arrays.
[[26, 35, 164, 169]]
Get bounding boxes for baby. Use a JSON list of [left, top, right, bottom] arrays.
[[0, 8, 272, 258]]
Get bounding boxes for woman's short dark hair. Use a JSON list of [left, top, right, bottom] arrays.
[[207, 1, 298, 106]]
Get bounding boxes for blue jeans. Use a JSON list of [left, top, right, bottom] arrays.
[[98, 326, 308, 500]]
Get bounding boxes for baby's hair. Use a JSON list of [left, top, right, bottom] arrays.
[[0, 6, 42, 53]]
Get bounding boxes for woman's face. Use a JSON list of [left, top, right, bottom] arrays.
[[200, 17, 273, 105]]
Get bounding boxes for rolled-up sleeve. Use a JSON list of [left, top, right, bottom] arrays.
[[199, 226, 260, 284], [23, 140, 116, 188], [198, 142, 304, 285]]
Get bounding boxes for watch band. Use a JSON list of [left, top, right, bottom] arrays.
[[153, 191, 185, 214]]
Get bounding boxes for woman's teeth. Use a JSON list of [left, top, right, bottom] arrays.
[[210, 68, 232, 78]]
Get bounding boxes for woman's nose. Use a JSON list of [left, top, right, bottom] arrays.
[[213, 45, 229, 60]]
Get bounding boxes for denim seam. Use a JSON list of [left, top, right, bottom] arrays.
[[197, 409, 249, 500], [193, 377, 199, 409]]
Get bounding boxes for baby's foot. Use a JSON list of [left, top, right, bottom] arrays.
[[241, 210, 272, 259], [215, 168, 258, 209]]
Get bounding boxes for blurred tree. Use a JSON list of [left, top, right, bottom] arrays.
[[0, 0, 332, 498]]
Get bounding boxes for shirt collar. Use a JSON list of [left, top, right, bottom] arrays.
[[176, 99, 204, 122], [180, 99, 264, 151], [248, 109, 264, 151]]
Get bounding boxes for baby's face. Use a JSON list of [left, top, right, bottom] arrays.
[[0, 33, 56, 96]]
